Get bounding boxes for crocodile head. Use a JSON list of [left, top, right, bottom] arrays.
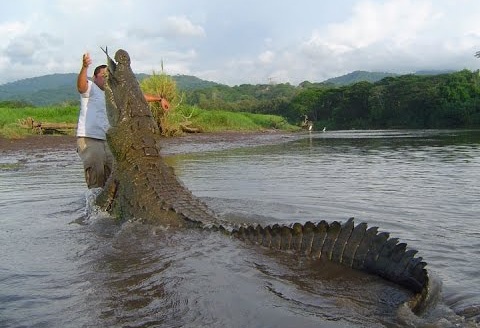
[[103, 48, 155, 125], [102, 48, 160, 160]]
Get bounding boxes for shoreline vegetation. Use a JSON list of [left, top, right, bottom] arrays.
[[0, 72, 300, 142], [0, 105, 301, 139]]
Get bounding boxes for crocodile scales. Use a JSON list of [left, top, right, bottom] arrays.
[[96, 48, 431, 315]]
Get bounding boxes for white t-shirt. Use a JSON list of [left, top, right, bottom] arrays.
[[76, 80, 110, 140]]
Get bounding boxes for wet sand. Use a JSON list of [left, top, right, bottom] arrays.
[[0, 130, 295, 155], [0, 135, 77, 154]]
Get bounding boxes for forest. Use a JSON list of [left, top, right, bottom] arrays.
[[184, 69, 480, 130]]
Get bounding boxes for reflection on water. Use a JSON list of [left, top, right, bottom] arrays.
[[1, 130, 479, 327]]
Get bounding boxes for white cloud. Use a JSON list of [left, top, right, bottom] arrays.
[[258, 50, 275, 64], [284, 0, 480, 83], [0, 21, 29, 41], [303, 0, 436, 58], [163, 16, 206, 38]]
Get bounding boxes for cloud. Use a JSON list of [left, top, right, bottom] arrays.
[[301, 0, 436, 62], [331, 0, 434, 48], [258, 50, 275, 64], [279, 0, 480, 83], [5, 33, 62, 65], [162, 16, 206, 38], [0, 21, 29, 41], [1, 0, 480, 86]]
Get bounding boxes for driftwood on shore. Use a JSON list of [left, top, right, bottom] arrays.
[[20, 117, 76, 135], [180, 122, 202, 133]]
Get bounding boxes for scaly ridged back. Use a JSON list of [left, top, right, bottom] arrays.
[[231, 217, 429, 313]]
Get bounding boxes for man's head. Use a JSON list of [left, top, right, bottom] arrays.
[[93, 64, 107, 90]]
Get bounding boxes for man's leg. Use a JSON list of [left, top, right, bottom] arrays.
[[77, 137, 108, 188]]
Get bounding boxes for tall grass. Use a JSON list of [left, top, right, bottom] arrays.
[[0, 106, 78, 138], [140, 71, 183, 135], [191, 108, 296, 132], [0, 106, 78, 126]]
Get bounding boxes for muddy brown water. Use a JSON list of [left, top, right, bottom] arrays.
[[1, 130, 479, 327]]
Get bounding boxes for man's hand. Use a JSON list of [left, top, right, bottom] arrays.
[[144, 94, 170, 111], [82, 53, 92, 68], [160, 98, 170, 111], [77, 53, 91, 93]]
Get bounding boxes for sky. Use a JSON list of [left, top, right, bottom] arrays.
[[1, 0, 480, 86]]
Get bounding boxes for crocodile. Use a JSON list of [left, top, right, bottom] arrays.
[[96, 48, 432, 315]]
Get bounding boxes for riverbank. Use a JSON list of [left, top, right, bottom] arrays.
[[0, 130, 298, 155], [0, 135, 76, 153]]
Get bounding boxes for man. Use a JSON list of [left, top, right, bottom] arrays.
[[76, 53, 168, 189]]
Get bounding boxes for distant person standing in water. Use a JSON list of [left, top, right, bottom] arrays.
[[76, 52, 168, 189]]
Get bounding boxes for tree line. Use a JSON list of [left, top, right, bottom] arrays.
[[3, 69, 480, 130], [184, 69, 480, 129]]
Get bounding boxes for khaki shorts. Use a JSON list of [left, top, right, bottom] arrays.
[[77, 137, 114, 189]]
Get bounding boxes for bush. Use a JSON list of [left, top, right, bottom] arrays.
[[140, 71, 184, 135]]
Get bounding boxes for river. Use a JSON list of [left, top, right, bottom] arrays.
[[1, 130, 479, 327]]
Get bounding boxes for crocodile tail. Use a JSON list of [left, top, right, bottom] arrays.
[[231, 218, 429, 314]]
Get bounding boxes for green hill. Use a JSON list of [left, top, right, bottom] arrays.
[[322, 70, 399, 86], [0, 73, 77, 106], [0, 69, 459, 106], [321, 69, 458, 86], [0, 73, 223, 106]]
